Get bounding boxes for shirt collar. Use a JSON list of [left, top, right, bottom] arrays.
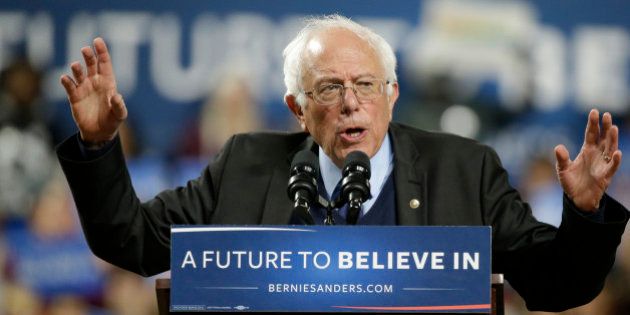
[[319, 133, 394, 202]]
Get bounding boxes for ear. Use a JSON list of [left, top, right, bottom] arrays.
[[386, 82, 399, 119], [285, 94, 308, 132]]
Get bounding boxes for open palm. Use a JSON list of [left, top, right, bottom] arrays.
[[555, 110, 623, 212], [60, 37, 127, 145]]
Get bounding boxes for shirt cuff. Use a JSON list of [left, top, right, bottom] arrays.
[[77, 134, 116, 160], [564, 193, 606, 223]]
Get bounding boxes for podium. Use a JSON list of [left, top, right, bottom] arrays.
[[165, 226, 497, 314], [155, 274, 504, 314]]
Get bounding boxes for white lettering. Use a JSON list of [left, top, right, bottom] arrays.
[[216, 251, 230, 269], [313, 251, 330, 269], [0, 12, 25, 70], [463, 252, 480, 270], [356, 251, 369, 269], [338, 252, 353, 269], [248, 251, 263, 269], [26, 13, 54, 68], [298, 251, 312, 269], [232, 251, 246, 268], [280, 251, 292, 269], [372, 252, 384, 269], [575, 27, 630, 112], [412, 252, 428, 269], [431, 252, 444, 270], [99, 12, 150, 94], [532, 26, 567, 111], [150, 13, 219, 101], [202, 251, 214, 268], [265, 251, 278, 269], [396, 252, 410, 269], [181, 250, 196, 268], [453, 252, 460, 269]]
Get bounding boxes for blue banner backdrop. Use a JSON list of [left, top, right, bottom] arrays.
[[1, 1, 629, 154]]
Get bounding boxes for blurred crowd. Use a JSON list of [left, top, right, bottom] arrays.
[[0, 47, 629, 314], [0, 58, 162, 315]]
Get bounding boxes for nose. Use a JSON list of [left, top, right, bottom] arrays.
[[341, 86, 359, 114]]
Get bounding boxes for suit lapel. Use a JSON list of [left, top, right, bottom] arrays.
[[260, 136, 316, 224], [390, 124, 428, 226], [259, 125, 427, 226]]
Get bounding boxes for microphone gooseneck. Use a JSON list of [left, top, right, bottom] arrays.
[[287, 150, 319, 225], [340, 151, 372, 225]]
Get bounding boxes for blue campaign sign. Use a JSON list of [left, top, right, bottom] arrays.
[[170, 226, 491, 313]]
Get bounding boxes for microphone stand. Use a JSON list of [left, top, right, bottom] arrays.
[[292, 197, 315, 225], [346, 200, 362, 225], [317, 196, 335, 225]]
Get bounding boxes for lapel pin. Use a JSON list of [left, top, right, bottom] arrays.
[[409, 198, 421, 209]]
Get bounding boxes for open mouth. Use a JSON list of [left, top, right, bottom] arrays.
[[346, 127, 364, 138], [340, 127, 367, 142]]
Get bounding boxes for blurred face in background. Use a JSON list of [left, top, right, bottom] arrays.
[[30, 177, 76, 238], [289, 28, 398, 167], [3, 62, 41, 106]]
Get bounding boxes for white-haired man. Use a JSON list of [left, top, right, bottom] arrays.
[[58, 15, 627, 312]]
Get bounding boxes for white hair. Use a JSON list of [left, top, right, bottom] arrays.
[[283, 14, 398, 107]]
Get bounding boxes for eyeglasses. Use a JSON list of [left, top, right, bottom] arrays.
[[303, 78, 390, 106]]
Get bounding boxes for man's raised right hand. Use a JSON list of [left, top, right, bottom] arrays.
[[60, 37, 127, 146]]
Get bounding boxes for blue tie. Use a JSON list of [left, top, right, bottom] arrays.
[[330, 181, 350, 221]]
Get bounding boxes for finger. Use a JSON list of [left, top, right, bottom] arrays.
[[554, 144, 571, 172], [81, 46, 97, 77], [70, 61, 85, 84], [93, 37, 114, 76], [110, 93, 128, 121], [584, 109, 600, 146], [606, 125, 619, 154], [60, 74, 77, 97], [600, 112, 612, 154], [606, 150, 623, 178], [601, 112, 612, 142]]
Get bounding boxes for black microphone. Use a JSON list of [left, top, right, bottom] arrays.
[[340, 151, 372, 225], [287, 150, 319, 225]]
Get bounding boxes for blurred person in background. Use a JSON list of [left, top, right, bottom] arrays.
[[0, 239, 4, 312], [56, 15, 627, 312], [47, 295, 91, 315], [173, 71, 263, 189], [198, 73, 262, 158], [2, 168, 107, 314], [177, 72, 262, 159], [2, 282, 43, 315], [615, 236, 630, 313], [0, 58, 54, 224], [103, 267, 158, 315]]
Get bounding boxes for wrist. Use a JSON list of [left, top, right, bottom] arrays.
[[79, 133, 115, 150], [571, 196, 601, 213]]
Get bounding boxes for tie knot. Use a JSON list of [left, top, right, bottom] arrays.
[[330, 180, 343, 201]]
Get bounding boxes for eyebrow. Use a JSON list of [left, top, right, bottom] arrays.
[[313, 73, 378, 86]]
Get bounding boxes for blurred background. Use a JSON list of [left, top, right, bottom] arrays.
[[0, 0, 629, 314]]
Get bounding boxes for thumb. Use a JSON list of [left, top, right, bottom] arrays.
[[554, 144, 571, 172], [110, 93, 128, 121]]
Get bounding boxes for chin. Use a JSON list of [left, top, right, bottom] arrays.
[[339, 146, 372, 160]]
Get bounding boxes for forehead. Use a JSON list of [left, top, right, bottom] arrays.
[[301, 28, 384, 83]]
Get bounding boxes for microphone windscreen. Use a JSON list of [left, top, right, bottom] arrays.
[[290, 150, 319, 175], [342, 151, 371, 179]]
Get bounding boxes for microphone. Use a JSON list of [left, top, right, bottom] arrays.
[[287, 150, 319, 225], [340, 151, 372, 225]]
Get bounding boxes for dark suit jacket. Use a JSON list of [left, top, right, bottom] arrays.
[[57, 122, 628, 311]]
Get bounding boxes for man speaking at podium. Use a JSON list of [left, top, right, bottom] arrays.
[[57, 15, 628, 311]]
